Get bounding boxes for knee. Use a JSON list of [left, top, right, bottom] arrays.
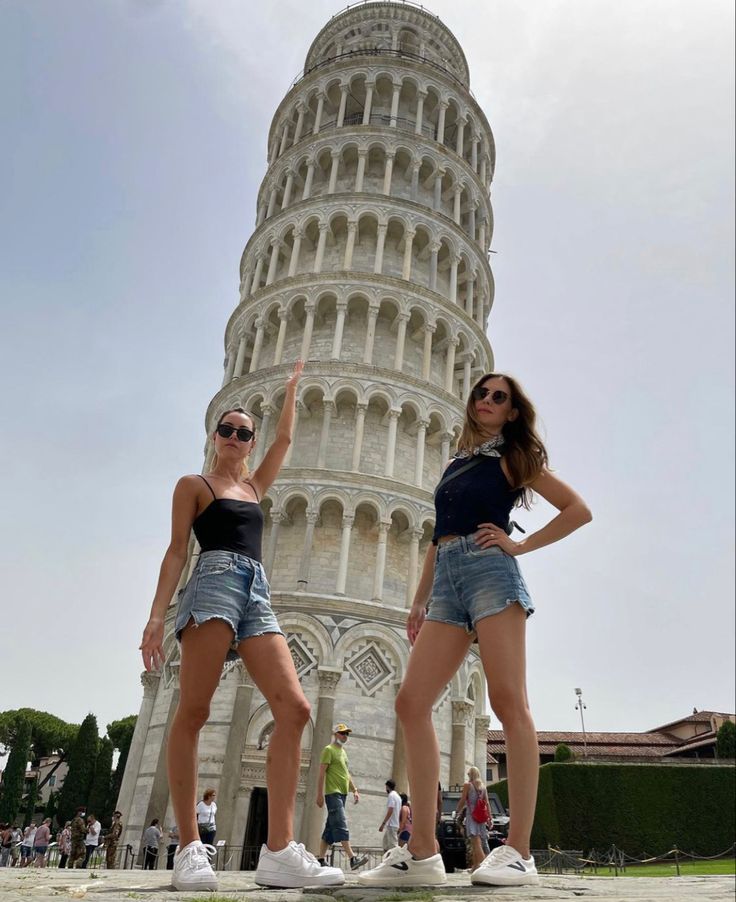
[[395, 686, 431, 723], [176, 700, 211, 733], [489, 690, 532, 729], [275, 694, 311, 731]]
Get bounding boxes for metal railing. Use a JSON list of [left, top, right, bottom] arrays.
[[317, 110, 437, 141]]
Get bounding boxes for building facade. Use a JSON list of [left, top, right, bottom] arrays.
[[118, 2, 497, 863]]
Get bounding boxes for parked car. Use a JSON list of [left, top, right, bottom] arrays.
[[436, 787, 510, 872]]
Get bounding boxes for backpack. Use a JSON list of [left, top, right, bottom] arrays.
[[471, 787, 490, 824]]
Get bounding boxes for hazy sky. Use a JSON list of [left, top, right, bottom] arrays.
[[1, 0, 733, 742]]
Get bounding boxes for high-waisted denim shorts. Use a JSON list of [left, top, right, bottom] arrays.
[[174, 550, 283, 660], [426, 534, 534, 633]]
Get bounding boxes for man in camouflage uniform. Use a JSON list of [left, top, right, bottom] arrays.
[[105, 811, 123, 870], [67, 808, 87, 868]]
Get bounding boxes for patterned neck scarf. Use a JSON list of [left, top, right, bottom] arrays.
[[454, 434, 505, 459]]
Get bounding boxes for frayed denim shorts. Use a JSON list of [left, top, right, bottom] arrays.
[[174, 550, 283, 660], [426, 534, 534, 633]]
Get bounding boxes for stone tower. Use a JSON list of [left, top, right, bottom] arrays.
[[118, 1, 495, 864]]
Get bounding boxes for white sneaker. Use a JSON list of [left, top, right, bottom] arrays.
[[471, 844, 539, 886], [357, 845, 446, 886], [171, 840, 217, 891], [254, 841, 345, 888]]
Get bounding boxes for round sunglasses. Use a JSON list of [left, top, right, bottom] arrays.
[[216, 423, 255, 442], [471, 387, 510, 404]]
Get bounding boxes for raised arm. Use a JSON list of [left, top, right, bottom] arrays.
[[139, 475, 200, 671], [249, 360, 303, 498]]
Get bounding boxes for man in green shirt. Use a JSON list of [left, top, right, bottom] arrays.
[[316, 723, 368, 871]]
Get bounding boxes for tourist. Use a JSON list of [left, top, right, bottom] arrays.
[[10, 825, 23, 866], [195, 789, 217, 845], [83, 813, 101, 868], [398, 794, 412, 847], [458, 767, 490, 870], [166, 823, 180, 870], [315, 724, 368, 871], [57, 821, 71, 868], [32, 818, 51, 868], [378, 780, 401, 850], [0, 823, 13, 867], [19, 823, 35, 867], [139, 361, 343, 891], [359, 372, 591, 888], [142, 819, 161, 870]]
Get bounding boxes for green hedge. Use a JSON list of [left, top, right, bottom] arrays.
[[489, 763, 736, 855]]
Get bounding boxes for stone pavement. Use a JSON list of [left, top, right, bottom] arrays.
[[0, 869, 734, 902]]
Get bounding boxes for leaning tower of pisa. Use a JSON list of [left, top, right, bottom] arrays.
[[117, 2, 496, 864]]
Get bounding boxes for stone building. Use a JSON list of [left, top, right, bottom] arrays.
[[117, 2, 497, 863]]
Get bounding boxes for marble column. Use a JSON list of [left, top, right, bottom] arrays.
[[462, 356, 472, 399], [445, 337, 458, 393], [331, 301, 347, 359], [414, 419, 428, 487], [410, 160, 420, 201], [362, 82, 374, 124], [355, 150, 367, 192], [316, 400, 334, 468], [296, 509, 319, 590], [405, 528, 423, 607], [251, 254, 265, 292], [456, 116, 466, 157], [336, 85, 348, 128], [429, 243, 439, 291], [351, 403, 367, 470], [372, 520, 391, 601], [421, 323, 436, 380], [474, 714, 491, 779], [382, 152, 395, 195], [414, 91, 426, 134], [312, 92, 325, 134], [389, 83, 400, 127], [233, 336, 247, 379], [465, 272, 475, 317], [449, 256, 459, 303], [393, 313, 409, 371], [273, 309, 290, 366], [450, 700, 474, 787], [116, 671, 160, 831], [302, 667, 343, 850], [266, 240, 282, 285], [278, 123, 290, 156], [300, 302, 315, 360], [249, 319, 265, 373], [282, 170, 295, 209], [222, 346, 236, 387], [216, 665, 255, 845], [293, 103, 305, 144], [264, 510, 285, 577], [471, 133, 479, 172], [440, 432, 453, 469], [288, 230, 303, 277], [384, 409, 401, 478], [453, 186, 462, 225], [343, 222, 357, 269], [433, 171, 443, 210], [266, 186, 278, 219], [313, 223, 328, 273], [373, 224, 387, 275], [327, 152, 340, 194], [302, 160, 315, 200], [335, 515, 354, 595], [436, 100, 448, 143], [401, 229, 415, 280], [363, 304, 379, 364]]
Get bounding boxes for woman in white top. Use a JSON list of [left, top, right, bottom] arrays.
[[196, 789, 217, 846]]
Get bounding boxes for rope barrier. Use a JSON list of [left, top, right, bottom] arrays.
[[538, 842, 735, 876]]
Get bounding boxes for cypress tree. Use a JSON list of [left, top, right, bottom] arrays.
[[57, 714, 99, 824], [0, 716, 32, 823], [87, 738, 113, 825], [23, 776, 39, 828], [108, 716, 136, 805]]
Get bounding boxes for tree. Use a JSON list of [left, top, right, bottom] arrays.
[[88, 738, 113, 825], [0, 715, 32, 823], [23, 775, 39, 828], [554, 743, 574, 762], [0, 709, 77, 763], [716, 720, 736, 759], [57, 714, 99, 824], [44, 789, 60, 826], [107, 715, 137, 805]]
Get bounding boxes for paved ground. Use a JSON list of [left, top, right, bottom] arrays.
[[0, 869, 734, 902]]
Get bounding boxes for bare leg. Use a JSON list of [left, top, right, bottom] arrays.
[[238, 633, 311, 852], [167, 619, 233, 848], [395, 622, 473, 860], [470, 835, 484, 869], [476, 605, 538, 859]]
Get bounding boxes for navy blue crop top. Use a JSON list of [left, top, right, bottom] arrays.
[[432, 455, 522, 545], [192, 476, 264, 562]]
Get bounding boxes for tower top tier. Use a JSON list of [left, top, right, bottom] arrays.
[[304, 1, 470, 89]]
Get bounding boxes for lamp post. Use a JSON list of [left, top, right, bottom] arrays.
[[575, 687, 588, 757]]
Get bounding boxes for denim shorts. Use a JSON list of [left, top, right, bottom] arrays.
[[174, 550, 283, 660], [321, 793, 350, 844], [427, 534, 534, 633]]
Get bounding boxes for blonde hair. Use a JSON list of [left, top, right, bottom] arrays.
[[467, 766, 484, 788], [458, 373, 549, 509], [209, 408, 255, 481]]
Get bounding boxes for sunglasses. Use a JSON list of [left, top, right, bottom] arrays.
[[471, 387, 510, 405], [216, 423, 255, 442]]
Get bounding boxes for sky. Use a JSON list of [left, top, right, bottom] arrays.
[[0, 0, 733, 743]]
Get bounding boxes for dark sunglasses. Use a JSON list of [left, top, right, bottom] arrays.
[[216, 423, 255, 442], [471, 387, 510, 405]]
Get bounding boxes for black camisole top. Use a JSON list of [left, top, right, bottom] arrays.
[[192, 475, 264, 563], [432, 455, 522, 545]]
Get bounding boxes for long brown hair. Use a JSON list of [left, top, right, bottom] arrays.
[[209, 407, 255, 481], [458, 373, 548, 508]]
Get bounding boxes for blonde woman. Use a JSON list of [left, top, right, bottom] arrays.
[[360, 373, 591, 888], [458, 767, 489, 870], [140, 361, 344, 892]]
